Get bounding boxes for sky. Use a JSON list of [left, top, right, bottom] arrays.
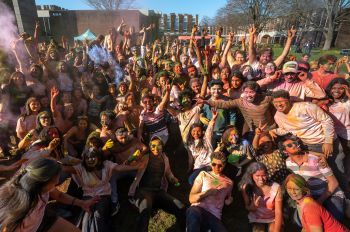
[[35, 0, 227, 20]]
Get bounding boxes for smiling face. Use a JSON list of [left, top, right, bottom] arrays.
[[126, 95, 134, 107], [330, 83, 346, 100], [260, 51, 272, 65], [212, 67, 220, 80], [39, 114, 52, 127], [235, 52, 245, 64], [210, 84, 222, 99], [272, 97, 291, 113], [228, 129, 239, 144], [191, 126, 203, 140], [150, 139, 163, 156], [29, 100, 41, 113], [85, 152, 99, 168], [78, 119, 88, 129], [119, 84, 127, 94], [211, 158, 225, 175], [191, 81, 201, 94], [284, 72, 298, 83], [231, 76, 242, 89], [264, 62, 275, 75], [252, 169, 267, 187], [143, 97, 154, 112], [243, 87, 257, 103], [282, 139, 301, 156], [220, 67, 230, 82], [12, 73, 25, 86], [286, 181, 304, 201]]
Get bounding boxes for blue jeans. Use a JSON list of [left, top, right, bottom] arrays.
[[186, 206, 227, 232], [188, 166, 211, 185]]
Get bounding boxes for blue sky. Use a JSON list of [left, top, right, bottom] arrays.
[[35, 0, 227, 19]]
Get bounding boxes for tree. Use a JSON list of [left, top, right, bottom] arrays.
[[320, 0, 350, 50], [290, 0, 350, 50], [84, 0, 135, 10], [217, 0, 291, 33], [200, 16, 213, 28]]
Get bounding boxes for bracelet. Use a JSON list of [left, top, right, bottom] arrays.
[[71, 197, 76, 206]]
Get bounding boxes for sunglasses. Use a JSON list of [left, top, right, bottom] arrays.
[[284, 72, 296, 76], [211, 162, 224, 168], [284, 141, 299, 148], [40, 116, 50, 119]]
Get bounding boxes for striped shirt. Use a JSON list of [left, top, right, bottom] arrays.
[[140, 105, 168, 142], [286, 153, 332, 196]]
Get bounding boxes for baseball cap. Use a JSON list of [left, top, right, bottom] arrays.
[[282, 61, 298, 74]]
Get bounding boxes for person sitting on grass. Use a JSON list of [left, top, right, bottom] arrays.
[[187, 151, 233, 232]]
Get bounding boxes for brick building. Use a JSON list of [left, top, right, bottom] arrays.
[[37, 5, 160, 44], [159, 13, 198, 35]]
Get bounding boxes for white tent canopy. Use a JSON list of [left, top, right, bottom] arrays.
[[74, 29, 96, 41]]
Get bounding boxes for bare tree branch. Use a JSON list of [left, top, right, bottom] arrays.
[[84, 0, 135, 10]]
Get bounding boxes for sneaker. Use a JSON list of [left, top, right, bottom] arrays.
[[111, 202, 120, 216]]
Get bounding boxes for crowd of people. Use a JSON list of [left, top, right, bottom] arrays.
[[0, 18, 350, 232]]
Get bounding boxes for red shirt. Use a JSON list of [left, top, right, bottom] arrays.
[[300, 197, 349, 232], [311, 71, 338, 90]]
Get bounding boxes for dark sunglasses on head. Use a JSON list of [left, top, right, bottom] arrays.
[[211, 162, 223, 168], [298, 67, 309, 72], [284, 141, 299, 148]]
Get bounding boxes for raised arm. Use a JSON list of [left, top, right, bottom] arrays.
[[248, 25, 257, 64], [34, 21, 40, 47], [200, 74, 208, 98], [241, 37, 246, 52], [117, 18, 126, 35], [219, 32, 234, 68], [158, 83, 171, 111], [274, 26, 296, 67], [189, 25, 198, 54], [11, 40, 27, 73], [50, 86, 60, 118], [204, 108, 218, 148]]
